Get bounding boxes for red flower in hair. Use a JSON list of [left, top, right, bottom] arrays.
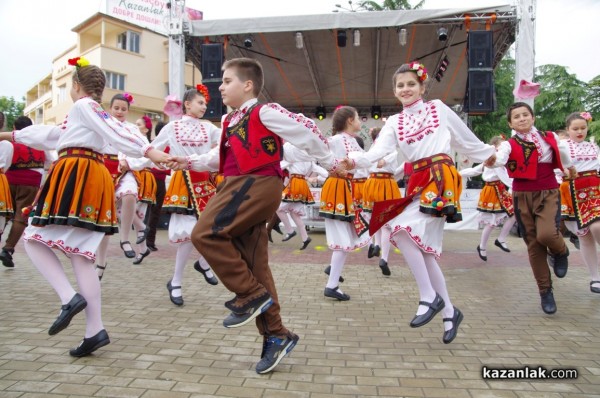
[[196, 84, 210, 103], [122, 92, 134, 104], [142, 115, 152, 130]]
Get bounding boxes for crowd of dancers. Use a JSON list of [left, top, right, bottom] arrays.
[[0, 55, 597, 374]]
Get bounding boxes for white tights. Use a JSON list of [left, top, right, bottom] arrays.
[[394, 230, 454, 330], [578, 224, 600, 288], [171, 241, 215, 298], [326, 250, 347, 293], [25, 240, 104, 337]]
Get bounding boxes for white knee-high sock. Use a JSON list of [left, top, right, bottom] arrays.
[[479, 224, 494, 250], [171, 241, 194, 297], [119, 194, 136, 244], [96, 235, 110, 278], [195, 255, 215, 279], [498, 216, 516, 242], [582, 226, 600, 283], [423, 253, 454, 329], [394, 230, 436, 315], [289, 212, 308, 241], [72, 255, 104, 337], [277, 210, 294, 234], [24, 240, 77, 304], [373, 229, 381, 247], [326, 250, 347, 291], [380, 227, 392, 262], [0, 217, 6, 240]]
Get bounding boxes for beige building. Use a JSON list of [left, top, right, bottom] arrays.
[[24, 13, 202, 130]]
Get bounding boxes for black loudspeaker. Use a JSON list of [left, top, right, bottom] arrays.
[[468, 31, 493, 69], [201, 43, 224, 80], [204, 81, 226, 121], [467, 70, 495, 114]]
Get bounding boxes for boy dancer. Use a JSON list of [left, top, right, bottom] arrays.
[[170, 58, 342, 373]]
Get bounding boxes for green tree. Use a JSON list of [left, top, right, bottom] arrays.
[[584, 75, 600, 138], [358, 0, 425, 11], [470, 57, 516, 143], [533, 64, 587, 132], [0, 96, 25, 131]]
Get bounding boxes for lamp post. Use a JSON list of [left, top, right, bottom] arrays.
[[332, 0, 358, 12]]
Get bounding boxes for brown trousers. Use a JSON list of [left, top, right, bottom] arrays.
[[513, 189, 567, 293], [191, 175, 287, 337], [4, 184, 39, 250]]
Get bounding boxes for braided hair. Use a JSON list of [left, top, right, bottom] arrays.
[[73, 65, 105, 103]]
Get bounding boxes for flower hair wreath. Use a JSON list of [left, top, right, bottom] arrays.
[[409, 61, 428, 82], [580, 112, 593, 122], [196, 84, 211, 103], [68, 56, 90, 68]]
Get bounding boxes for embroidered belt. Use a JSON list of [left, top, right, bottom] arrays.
[[59, 147, 104, 162], [410, 153, 454, 174], [369, 172, 393, 179], [351, 176, 365, 182], [485, 180, 504, 187], [290, 174, 305, 179], [577, 170, 598, 178], [103, 154, 119, 161]]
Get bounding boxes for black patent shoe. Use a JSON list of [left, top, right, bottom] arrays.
[[282, 231, 297, 242], [442, 307, 464, 344], [410, 293, 445, 328], [300, 237, 312, 250], [48, 293, 88, 335], [96, 264, 106, 281], [167, 280, 184, 306], [372, 245, 381, 258], [119, 241, 136, 258], [193, 260, 218, 285], [69, 329, 110, 357], [324, 286, 350, 301], [494, 239, 510, 252], [379, 259, 391, 276], [133, 249, 151, 265], [135, 227, 149, 244], [590, 281, 600, 294], [476, 245, 487, 261], [324, 265, 344, 283], [540, 288, 557, 314], [367, 244, 375, 258]]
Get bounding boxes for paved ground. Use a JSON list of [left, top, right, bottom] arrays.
[[1, 228, 600, 397]]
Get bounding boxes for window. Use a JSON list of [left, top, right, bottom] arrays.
[[57, 84, 67, 104], [117, 31, 140, 53], [105, 71, 125, 90]]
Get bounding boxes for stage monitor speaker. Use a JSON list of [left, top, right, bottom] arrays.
[[201, 43, 224, 80], [468, 31, 494, 69], [466, 69, 495, 114], [204, 81, 225, 121]]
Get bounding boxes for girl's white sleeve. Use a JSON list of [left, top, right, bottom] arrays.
[[349, 123, 399, 168], [12, 125, 62, 151], [78, 100, 152, 158], [459, 163, 484, 178], [0, 141, 14, 170]]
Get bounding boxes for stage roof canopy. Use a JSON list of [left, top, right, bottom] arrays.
[[186, 4, 516, 117]]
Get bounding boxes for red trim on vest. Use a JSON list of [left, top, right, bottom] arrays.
[[219, 104, 283, 175], [506, 131, 563, 180]]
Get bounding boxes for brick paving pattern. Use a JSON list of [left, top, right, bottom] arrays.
[[1, 229, 599, 397]]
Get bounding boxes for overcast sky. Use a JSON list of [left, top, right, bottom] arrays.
[[0, 0, 598, 99]]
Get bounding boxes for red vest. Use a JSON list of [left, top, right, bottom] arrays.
[[9, 143, 45, 170], [506, 131, 563, 180], [219, 104, 283, 175], [5, 143, 46, 186]]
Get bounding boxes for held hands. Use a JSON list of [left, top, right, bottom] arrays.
[[567, 166, 577, 180], [146, 148, 170, 169], [377, 159, 386, 168], [165, 156, 188, 170], [118, 160, 129, 173], [483, 154, 496, 167]]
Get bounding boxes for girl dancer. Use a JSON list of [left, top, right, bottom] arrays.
[[276, 141, 328, 250], [0, 140, 14, 243], [558, 112, 600, 293], [348, 62, 496, 343], [460, 136, 516, 261], [320, 106, 370, 301], [0, 57, 168, 356], [152, 85, 220, 306]]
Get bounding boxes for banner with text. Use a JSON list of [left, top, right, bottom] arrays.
[[101, 0, 203, 36]]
